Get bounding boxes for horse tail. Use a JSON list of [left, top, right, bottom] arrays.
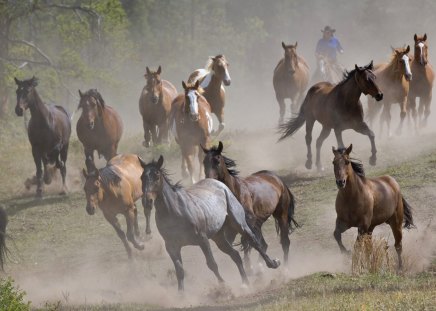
[[402, 197, 416, 229], [275, 184, 300, 236], [0, 206, 9, 270], [277, 90, 309, 141]]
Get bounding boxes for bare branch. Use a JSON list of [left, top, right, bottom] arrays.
[[7, 38, 53, 66]]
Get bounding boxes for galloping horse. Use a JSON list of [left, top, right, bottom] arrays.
[[408, 34, 434, 129], [77, 89, 123, 172], [311, 55, 343, 84], [14, 77, 71, 197], [171, 81, 212, 183], [279, 62, 383, 171], [273, 42, 310, 124], [367, 46, 412, 136], [0, 207, 8, 270], [188, 55, 231, 135], [332, 144, 415, 270], [139, 66, 177, 147], [202, 141, 299, 266], [139, 156, 280, 291], [83, 154, 147, 258]]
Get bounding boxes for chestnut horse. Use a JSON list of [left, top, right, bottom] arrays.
[[279, 62, 383, 171], [332, 144, 415, 270], [273, 42, 310, 124], [14, 77, 71, 197], [83, 154, 148, 258], [202, 141, 299, 266], [139, 66, 177, 147], [171, 80, 212, 183], [77, 89, 123, 172], [408, 34, 434, 129], [367, 46, 413, 136], [188, 55, 230, 135], [0, 207, 8, 270]]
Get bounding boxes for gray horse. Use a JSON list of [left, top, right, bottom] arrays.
[[139, 156, 280, 291]]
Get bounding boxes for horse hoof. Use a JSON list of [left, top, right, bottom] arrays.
[[142, 141, 150, 148], [369, 156, 377, 166], [136, 243, 145, 251], [305, 160, 312, 170], [271, 259, 281, 269]]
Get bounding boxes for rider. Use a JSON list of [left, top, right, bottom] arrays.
[[315, 26, 344, 73]]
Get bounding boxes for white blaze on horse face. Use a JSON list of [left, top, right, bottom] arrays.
[[401, 54, 412, 80], [418, 42, 425, 64], [187, 90, 199, 119], [224, 67, 231, 83]]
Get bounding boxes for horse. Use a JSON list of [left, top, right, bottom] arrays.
[[332, 144, 415, 270], [188, 54, 231, 135], [367, 46, 413, 136], [82, 154, 148, 258], [273, 42, 310, 124], [202, 141, 299, 267], [408, 34, 434, 129], [0, 207, 8, 271], [311, 55, 343, 84], [138, 155, 280, 291], [77, 89, 123, 172], [139, 66, 178, 147], [170, 80, 213, 184], [14, 77, 71, 198], [278, 61, 383, 171]]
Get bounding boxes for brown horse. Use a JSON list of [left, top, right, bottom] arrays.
[[14, 77, 71, 197], [367, 46, 412, 136], [408, 34, 435, 129], [273, 42, 310, 124], [332, 144, 415, 270], [279, 62, 383, 171], [83, 154, 148, 258], [139, 66, 178, 147], [171, 80, 212, 183], [77, 89, 123, 172], [202, 141, 299, 266], [188, 55, 230, 135], [0, 207, 8, 271]]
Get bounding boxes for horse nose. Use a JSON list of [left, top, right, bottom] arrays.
[[190, 114, 199, 121], [86, 204, 95, 215], [375, 93, 383, 101], [152, 96, 159, 104], [223, 79, 231, 86], [336, 179, 346, 188], [406, 73, 412, 81], [15, 106, 23, 116]]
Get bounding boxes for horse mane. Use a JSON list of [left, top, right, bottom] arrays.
[[146, 159, 182, 191], [209, 145, 239, 176], [337, 148, 365, 178], [204, 55, 224, 72], [83, 89, 105, 108], [98, 166, 122, 188], [338, 68, 357, 85]]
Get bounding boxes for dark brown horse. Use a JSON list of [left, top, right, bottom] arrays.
[[139, 66, 178, 147], [202, 141, 299, 266], [77, 89, 123, 172], [170, 80, 212, 183], [279, 62, 383, 171], [14, 77, 71, 197], [332, 144, 415, 270], [83, 154, 147, 258], [188, 55, 230, 135], [367, 46, 412, 136], [273, 42, 310, 124], [0, 207, 8, 271], [408, 34, 434, 129]]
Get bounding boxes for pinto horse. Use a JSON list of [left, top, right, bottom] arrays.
[[367, 46, 413, 136], [202, 141, 299, 266], [77, 89, 123, 172], [0, 207, 8, 270], [273, 42, 310, 124], [14, 77, 71, 197], [279, 62, 383, 171], [408, 34, 435, 129], [332, 144, 415, 270], [188, 55, 230, 135], [139, 66, 178, 147], [171, 80, 212, 183], [83, 154, 148, 258], [139, 155, 280, 291]]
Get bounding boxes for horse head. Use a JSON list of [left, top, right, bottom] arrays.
[[392, 45, 412, 81], [138, 155, 164, 206], [211, 55, 231, 86], [332, 144, 353, 189], [282, 41, 299, 74], [414, 33, 428, 66], [82, 165, 103, 215], [14, 76, 38, 116], [78, 89, 106, 130], [202, 141, 225, 179], [145, 66, 163, 104], [354, 61, 383, 101], [182, 80, 203, 122]]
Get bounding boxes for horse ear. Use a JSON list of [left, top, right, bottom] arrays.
[[368, 60, 374, 70], [194, 80, 200, 90], [138, 156, 147, 169], [82, 168, 88, 178], [182, 81, 187, 90], [391, 45, 396, 53], [355, 64, 359, 71], [14, 77, 20, 85], [406, 45, 410, 53], [423, 33, 427, 41], [295, 41, 298, 48], [217, 141, 223, 153], [157, 155, 164, 169], [146, 66, 151, 75], [345, 144, 353, 155], [332, 146, 338, 155], [282, 41, 286, 49], [157, 65, 162, 75], [78, 90, 84, 98], [414, 34, 418, 41]]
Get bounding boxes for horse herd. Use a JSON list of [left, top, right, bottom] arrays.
[[0, 34, 426, 292]]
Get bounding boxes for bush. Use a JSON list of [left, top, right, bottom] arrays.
[[0, 277, 31, 311]]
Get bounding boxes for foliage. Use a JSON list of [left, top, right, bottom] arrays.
[[0, 277, 30, 311]]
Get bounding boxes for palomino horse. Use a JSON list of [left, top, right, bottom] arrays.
[[0, 207, 8, 270], [83, 154, 148, 258], [279, 62, 383, 171], [14, 77, 71, 197], [188, 54, 230, 135], [367, 46, 413, 136], [273, 42, 310, 124], [138, 156, 280, 291], [202, 141, 299, 266], [332, 144, 415, 270], [139, 66, 178, 147], [311, 55, 343, 84], [171, 80, 212, 183], [77, 89, 123, 172], [408, 34, 434, 129]]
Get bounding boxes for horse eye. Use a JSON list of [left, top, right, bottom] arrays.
[[345, 160, 350, 165]]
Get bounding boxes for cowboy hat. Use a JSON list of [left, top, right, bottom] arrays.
[[321, 26, 336, 33]]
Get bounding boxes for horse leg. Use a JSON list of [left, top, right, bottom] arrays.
[[334, 128, 345, 148], [305, 118, 315, 169], [276, 215, 291, 264], [407, 95, 418, 133], [215, 108, 225, 136], [125, 209, 144, 250], [395, 97, 408, 135], [59, 145, 68, 195], [158, 121, 170, 144], [198, 235, 225, 283], [315, 126, 331, 172], [387, 215, 403, 271], [381, 102, 392, 137], [420, 93, 432, 128], [32, 148, 43, 198], [104, 213, 132, 259], [165, 243, 184, 291], [276, 95, 286, 125], [142, 120, 151, 148], [353, 122, 377, 166], [143, 200, 152, 236], [333, 218, 351, 254], [133, 204, 140, 237], [151, 124, 158, 146]]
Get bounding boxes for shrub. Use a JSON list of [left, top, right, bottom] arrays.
[[0, 277, 31, 311]]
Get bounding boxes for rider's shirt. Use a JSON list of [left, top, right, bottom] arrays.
[[316, 37, 343, 62]]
